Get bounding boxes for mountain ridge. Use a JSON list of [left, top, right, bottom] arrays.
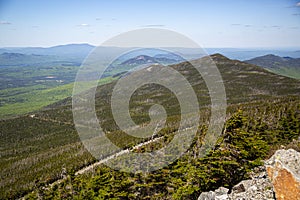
[[245, 54, 300, 79], [47, 53, 300, 111]]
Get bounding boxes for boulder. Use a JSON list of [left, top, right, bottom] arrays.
[[265, 149, 300, 200], [198, 166, 275, 200], [228, 166, 275, 200], [198, 149, 300, 200], [198, 187, 229, 200]]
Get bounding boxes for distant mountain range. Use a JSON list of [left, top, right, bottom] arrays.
[[1, 43, 300, 79], [206, 49, 300, 60], [245, 54, 300, 79], [0, 52, 84, 67], [1, 43, 300, 62], [0, 44, 95, 66], [0, 44, 94, 60]]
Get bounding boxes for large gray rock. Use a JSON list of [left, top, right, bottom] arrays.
[[198, 187, 229, 200], [198, 166, 275, 200], [198, 149, 300, 200], [228, 166, 275, 200], [265, 149, 300, 200]]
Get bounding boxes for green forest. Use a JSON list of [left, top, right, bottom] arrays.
[[1, 54, 299, 199]]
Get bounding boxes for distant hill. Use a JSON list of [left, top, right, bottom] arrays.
[[0, 43, 94, 55], [245, 54, 300, 79], [121, 55, 158, 66], [0, 52, 61, 66], [0, 44, 95, 62], [153, 53, 184, 62], [0, 44, 97, 66], [120, 54, 183, 66], [206, 49, 300, 60], [103, 51, 185, 77]]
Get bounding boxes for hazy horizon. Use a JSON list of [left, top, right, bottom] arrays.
[[1, 43, 300, 50]]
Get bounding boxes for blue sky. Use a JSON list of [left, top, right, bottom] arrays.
[[0, 0, 299, 47]]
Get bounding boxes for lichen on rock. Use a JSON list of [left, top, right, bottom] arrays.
[[265, 149, 300, 200]]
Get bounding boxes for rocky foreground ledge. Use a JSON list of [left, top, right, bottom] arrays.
[[198, 149, 300, 200]]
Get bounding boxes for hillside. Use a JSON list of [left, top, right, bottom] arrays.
[[245, 54, 300, 79], [50, 53, 300, 110], [0, 54, 299, 199]]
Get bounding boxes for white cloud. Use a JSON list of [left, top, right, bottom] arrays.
[[77, 23, 90, 27], [0, 21, 11, 25], [296, 2, 300, 6], [141, 24, 166, 27]]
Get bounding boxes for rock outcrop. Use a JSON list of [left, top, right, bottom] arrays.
[[198, 166, 274, 200], [198, 149, 300, 200], [228, 166, 275, 200], [198, 187, 229, 200], [265, 149, 300, 200]]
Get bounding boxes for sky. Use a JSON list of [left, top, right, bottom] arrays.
[[0, 0, 300, 48]]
